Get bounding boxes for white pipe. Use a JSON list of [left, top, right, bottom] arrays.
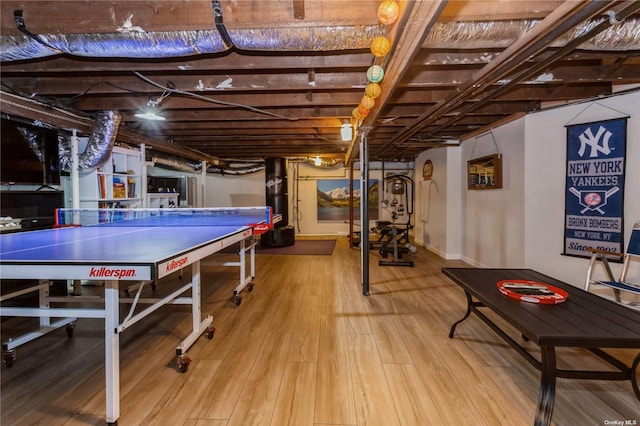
[[200, 161, 207, 207], [71, 129, 80, 212], [140, 144, 147, 207]]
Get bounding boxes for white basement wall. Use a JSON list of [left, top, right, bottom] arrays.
[[413, 89, 639, 289], [524, 90, 640, 287]]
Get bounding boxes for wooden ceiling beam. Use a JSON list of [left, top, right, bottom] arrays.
[[0, 89, 216, 163], [0, 1, 381, 36], [345, 0, 448, 164], [374, 0, 618, 157], [0, 51, 376, 73], [3, 72, 369, 96]]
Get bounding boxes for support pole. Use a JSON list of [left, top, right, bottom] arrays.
[[360, 130, 370, 296], [349, 166, 354, 248]]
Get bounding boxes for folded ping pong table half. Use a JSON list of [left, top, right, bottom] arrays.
[[0, 207, 276, 425]]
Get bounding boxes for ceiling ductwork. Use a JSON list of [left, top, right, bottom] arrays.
[[2, 17, 638, 62], [150, 152, 265, 176], [1, 1, 638, 163], [425, 17, 640, 50], [0, 25, 384, 62], [58, 110, 120, 172], [15, 109, 120, 173], [307, 157, 345, 168], [206, 162, 265, 175]]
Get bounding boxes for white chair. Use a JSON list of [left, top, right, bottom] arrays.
[[584, 221, 640, 308]]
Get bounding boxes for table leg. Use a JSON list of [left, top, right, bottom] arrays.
[[535, 346, 556, 426], [191, 261, 201, 333], [39, 279, 51, 328], [449, 291, 473, 338], [632, 352, 640, 400], [250, 238, 256, 280], [105, 281, 120, 425]]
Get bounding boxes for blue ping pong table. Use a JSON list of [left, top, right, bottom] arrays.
[[0, 207, 275, 425]]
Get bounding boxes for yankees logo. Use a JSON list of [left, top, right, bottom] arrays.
[[577, 125, 613, 158]]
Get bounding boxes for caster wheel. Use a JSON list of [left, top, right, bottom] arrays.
[[205, 326, 215, 339], [178, 356, 191, 373], [247, 284, 254, 292], [233, 292, 242, 305], [123, 288, 130, 297], [65, 323, 75, 338], [3, 352, 15, 368]]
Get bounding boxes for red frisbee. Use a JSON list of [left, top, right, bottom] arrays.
[[497, 279, 569, 304]]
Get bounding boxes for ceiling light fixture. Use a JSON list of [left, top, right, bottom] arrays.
[[134, 88, 172, 121], [134, 98, 166, 121]]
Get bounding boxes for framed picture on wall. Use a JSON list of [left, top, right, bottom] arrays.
[[468, 154, 503, 190], [317, 179, 379, 221]]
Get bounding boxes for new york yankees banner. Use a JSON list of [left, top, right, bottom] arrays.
[[564, 118, 627, 258]]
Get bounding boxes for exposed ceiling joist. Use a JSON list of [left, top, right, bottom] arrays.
[[0, 1, 638, 163]]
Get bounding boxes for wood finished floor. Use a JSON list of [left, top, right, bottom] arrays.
[[1, 236, 638, 425]]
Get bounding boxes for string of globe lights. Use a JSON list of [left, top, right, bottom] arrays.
[[344, 0, 400, 142]]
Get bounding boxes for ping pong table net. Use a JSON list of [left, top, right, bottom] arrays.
[[55, 207, 278, 234]]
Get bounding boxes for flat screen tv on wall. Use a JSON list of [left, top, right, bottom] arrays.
[[1, 117, 61, 186]]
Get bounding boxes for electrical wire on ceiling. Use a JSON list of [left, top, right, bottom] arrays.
[[133, 72, 299, 121], [66, 81, 155, 106]]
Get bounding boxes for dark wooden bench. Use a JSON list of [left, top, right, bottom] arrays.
[[442, 267, 640, 426]]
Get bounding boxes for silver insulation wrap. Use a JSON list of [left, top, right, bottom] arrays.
[[307, 157, 344, 168], [17, 126, 45, 162], [1, 31, 228, 61], [231, 25, 384, 51], [149, 154, 264, 175], [2, 18, 638, 62], [151, 155, 200, 173], [423, 18, 640, 50], [1, 25, 383, 61], [207, 162, 265, 175], [58, 110, 121, 172]]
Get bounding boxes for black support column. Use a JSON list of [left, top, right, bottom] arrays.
[[360, 131, 370, 296]]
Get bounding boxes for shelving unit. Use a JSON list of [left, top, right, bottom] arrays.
[[147, 193, 179, 209], [65, 145, 144, 209]]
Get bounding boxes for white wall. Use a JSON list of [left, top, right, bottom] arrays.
[[411, 89, 639, 288], [460, 119, 526, 267], [524, 90, 640, 287], [413, 121, 526, 266], [413, 145, 462, 259], [206, 171, 266, 207]]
